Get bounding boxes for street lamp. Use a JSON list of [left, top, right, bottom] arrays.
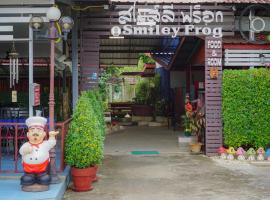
[[30, 6, 73, 184], [47, 6, 61, 184]]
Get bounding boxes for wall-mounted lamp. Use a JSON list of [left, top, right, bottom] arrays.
[[260, 53, 265, 65], [59, 16, 74, 40], [29, 16, 44, 31]]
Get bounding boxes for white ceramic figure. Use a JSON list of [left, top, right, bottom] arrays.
[[238, 155, 245, 161], [19, 115, 59, 188], [257, 154, 265, 161], [226, 147, 235, 160], [236, 147, 246, 161], [248, 155, 255, 161], [220, 153, 227, 160], [257, 148, 265, 161], [247, 148, 256, 161], [218, 147, 227, 160], [266, 148, 270, 161]]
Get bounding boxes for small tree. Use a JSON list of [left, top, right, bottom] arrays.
[[65, 91, 105, 168]]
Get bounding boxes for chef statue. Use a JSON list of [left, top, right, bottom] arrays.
[[19, 114, 58, 192]]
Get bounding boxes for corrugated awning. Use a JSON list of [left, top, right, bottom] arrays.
[[110, 0, 270, 3]]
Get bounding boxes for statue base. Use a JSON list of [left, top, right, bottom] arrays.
[[22, 184, 49, 192]]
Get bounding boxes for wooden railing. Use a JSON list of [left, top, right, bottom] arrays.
[[0, 119, 71, 173]]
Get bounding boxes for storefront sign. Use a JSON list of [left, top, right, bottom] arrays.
[[111, 2, 230, 38], [205, 37, 223, 155], [205, 38, 222, 70], [31, 83, 40, 106]]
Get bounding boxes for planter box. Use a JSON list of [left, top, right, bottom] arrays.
[[131, 104, 153, 116], [132, 116, 153, 122], [148, 122, 164, 127], [178, 135, 197, 143], [155, 116, 167, 123]]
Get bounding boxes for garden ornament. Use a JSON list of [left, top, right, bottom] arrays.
[[236, 147, 246, 161], [247, 148, 256, 161], [226, 147, 235, 160], [19, 115, 59, 191], [218, 146, 227, 159], [265, 148, 270, 161], [256, 147, 265, 161]]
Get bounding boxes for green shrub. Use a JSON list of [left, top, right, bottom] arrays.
[[86, 90, 106, 136], [65, 91, 105, 168], [222, 68, 270, 148], [134, 80, 151, 104], [134, 75, 161, 106]]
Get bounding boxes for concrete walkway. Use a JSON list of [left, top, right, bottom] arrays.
[[63, 126, 270, 200], [104, 126, 181, 154]]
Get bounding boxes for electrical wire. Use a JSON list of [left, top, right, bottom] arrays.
[[71, 5, 104, 11], [55, 22, 62, 43]]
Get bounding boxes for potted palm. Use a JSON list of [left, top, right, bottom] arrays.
[[65, 91, 105, 192]]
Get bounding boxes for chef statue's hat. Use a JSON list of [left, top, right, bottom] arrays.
[[25, 110, 47, 128]]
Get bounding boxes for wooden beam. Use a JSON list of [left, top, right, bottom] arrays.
[[168, 37, 186, 70], [151, 55, 169, 68], [185, 39, 201, 65]]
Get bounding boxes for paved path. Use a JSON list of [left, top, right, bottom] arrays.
[[104, 126, 181, 154], [63, 127, 270, 200]]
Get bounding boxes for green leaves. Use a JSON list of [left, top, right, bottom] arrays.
[[64, 90, 105, 168], [223, 68, 270, 149], [134, 75, 161, 106]]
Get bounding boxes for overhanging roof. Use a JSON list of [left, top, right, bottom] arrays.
[[99, 37, 178, 67], [110, 0, 270, 3]]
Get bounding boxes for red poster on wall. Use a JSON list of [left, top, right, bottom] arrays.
[[31, 83, 40, 106]]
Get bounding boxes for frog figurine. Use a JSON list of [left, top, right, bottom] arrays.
[[236, 147, 246, 161], [265, 148, 270, 161], [227, 147, 235, 160], [247, 148, 256, 161], [218, 146, 227, 159], [256, 147, 265, 161]]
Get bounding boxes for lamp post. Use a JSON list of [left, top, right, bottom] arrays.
[[30, 6, 73, 184], [46, 6, 61, 184]]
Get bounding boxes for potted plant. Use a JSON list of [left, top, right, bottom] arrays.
[[65, 91, 105, 192], [181, 114, 191, 137], [189, 109, 205, 153], [132, 79, 154, 116]]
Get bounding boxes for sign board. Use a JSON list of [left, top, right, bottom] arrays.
[[111, 2, 234, 38], [31, 83, 40, 106], [205, 37, 223, 155], [224, 49, 270, 66], [11, 90, 17, 102]]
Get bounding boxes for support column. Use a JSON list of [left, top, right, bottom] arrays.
[[71, 11, 79, 110], [80, 31, 100, 91], [28, 23, 33, 117], [205, 37, 223, 156], [185, 65, 191, 94]]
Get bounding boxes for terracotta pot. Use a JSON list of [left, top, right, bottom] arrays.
[[92, 166, 98, 182], [190, 143, 202, 153], [71, 166, 96, 192]]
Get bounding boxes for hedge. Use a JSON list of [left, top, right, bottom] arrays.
[[222, 68, 270, 148]]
